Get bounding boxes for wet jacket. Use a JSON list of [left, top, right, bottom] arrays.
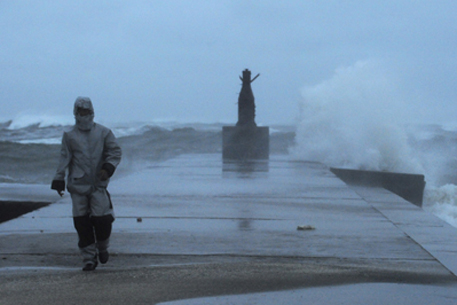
[[52, 97, 122, 195]]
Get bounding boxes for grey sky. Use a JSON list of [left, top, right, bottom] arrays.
[[1, 1, 457, 125]]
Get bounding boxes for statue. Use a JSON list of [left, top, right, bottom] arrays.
[[237, 69, 259, 127], [222, 69, 269, 160]]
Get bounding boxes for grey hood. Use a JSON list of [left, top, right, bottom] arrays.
[[74, 96, 95, 131]]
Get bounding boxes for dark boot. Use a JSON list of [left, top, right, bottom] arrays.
[[82, 260, 98, 271]]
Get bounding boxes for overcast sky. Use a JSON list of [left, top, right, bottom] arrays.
[[1, 1, 457, 125]]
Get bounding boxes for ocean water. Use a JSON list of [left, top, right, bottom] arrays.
[[0, 116, 294, 185]]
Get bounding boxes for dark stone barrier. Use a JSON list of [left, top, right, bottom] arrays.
[[0, 201, 50, 223], [330, 168, 426, 207]]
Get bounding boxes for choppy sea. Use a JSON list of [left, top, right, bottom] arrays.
[[1, 115, 457, 228], [0, 116, 294, 184]]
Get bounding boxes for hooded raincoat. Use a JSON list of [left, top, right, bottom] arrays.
[[52, 97, 122, 205]]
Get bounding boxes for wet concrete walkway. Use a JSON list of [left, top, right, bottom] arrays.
[[1, 154, 457, 304]]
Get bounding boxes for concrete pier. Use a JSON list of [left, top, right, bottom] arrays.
[[1, 154, 457, 304]]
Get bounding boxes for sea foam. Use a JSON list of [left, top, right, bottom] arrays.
[[425, 184, 457, 227]]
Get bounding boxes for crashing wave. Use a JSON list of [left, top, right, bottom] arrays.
[[7, 114, 73, 129]]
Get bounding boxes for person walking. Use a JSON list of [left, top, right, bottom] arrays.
[[51, 96, 122, 271]]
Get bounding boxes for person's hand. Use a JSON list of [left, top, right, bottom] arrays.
[[99, 169, 110, 181], [51, 180, 65, 197]]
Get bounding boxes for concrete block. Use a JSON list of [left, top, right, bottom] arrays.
[[222, 126, 269, 160]]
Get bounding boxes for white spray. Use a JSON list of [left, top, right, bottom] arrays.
[[291, 60, 423, 174], [291, 60, 457, 228]]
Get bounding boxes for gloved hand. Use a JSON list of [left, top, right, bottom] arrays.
[[51, 180, 65, 197], [99, 163, 115, 181], [98, 169, 110, 181]]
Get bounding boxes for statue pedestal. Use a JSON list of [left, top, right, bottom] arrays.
[[222, 126, 269, 160]]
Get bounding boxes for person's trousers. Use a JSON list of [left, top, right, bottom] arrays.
[[71, 188, 114, 263], [73, 214, 114, 263]]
